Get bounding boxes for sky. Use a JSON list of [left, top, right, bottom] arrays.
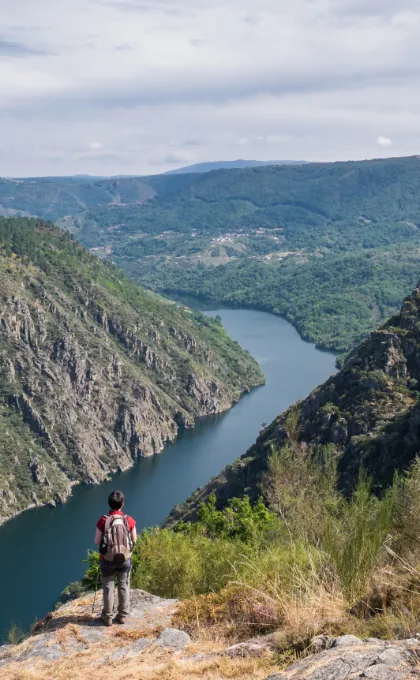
[[1, 0, 420, 176]]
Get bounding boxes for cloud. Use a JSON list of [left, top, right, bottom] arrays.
[[242, 13, 260, 25], [1, 0, 420, 175], [0, 39, 50, 58], [328, 0, 418, 19], [88, 142, 104, 151], [189, 38, 206, 47], [103, 0, 191, 15], [376, 136, 393, 147], [183, 138, 204, 147]]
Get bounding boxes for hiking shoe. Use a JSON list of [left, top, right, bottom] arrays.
[[114, 614, 126, 624], [100, 614, 112, 627]]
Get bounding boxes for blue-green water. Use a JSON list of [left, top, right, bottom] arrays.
[[0, 309, 336, 641]]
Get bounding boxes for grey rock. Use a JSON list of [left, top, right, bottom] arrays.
[[225, 641, 271, 658], [310, 635, 334, 653], [75, 626, 106, 643], [0, 633, 67, 667], [263, 639, 418, 680], [404, 638, 420, 647], [156, 628, 191, 650], [109, 638, 151, 660], [365, 638, 387, 645], [332, 634, 362, 647], [362, 666, 405, 679]]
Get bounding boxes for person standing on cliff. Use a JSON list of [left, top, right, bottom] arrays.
[[94, 490, 137, 626]]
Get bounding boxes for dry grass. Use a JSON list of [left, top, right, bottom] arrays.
[[112, 626, 163, 642], [174, 557, 346, 643], [0, 635, 281, 680]]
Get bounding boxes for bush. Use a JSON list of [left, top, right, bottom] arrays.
[[131, 528, 251, 598]]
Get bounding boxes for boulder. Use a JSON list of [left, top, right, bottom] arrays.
[[264, 638, 420, 680], [225, 640, 273, 658], [156, 628, 191, 650]]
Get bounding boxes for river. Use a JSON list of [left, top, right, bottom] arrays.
[[0, 309, 336, 641]]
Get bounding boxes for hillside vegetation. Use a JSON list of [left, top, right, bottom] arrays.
[[3, 157, 420, 350], [169, 282, 420, 519], [0, 217, 262, 524]]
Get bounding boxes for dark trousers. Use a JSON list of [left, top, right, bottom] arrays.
[[100, 558, 131, 618]]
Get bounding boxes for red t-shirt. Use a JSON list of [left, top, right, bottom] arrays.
[[96, 510, 136, 533]]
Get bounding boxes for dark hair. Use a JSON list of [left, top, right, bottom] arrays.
[[108, 490, 125, 510]]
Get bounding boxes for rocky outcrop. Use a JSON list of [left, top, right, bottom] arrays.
[[0, 218, 263, 525], [0, 589, 181, 670], [167, 284, 420, 524], [1, 594, 419, 680], [265, 635, 420, 679]]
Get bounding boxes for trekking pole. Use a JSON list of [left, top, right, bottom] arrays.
[[91, 562, 100, 615]]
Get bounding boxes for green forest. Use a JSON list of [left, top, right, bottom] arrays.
[[3, 156, 420, 351]]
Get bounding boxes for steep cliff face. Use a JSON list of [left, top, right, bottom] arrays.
[[168, 284, 420, 524], [0, 218, 263, 524]]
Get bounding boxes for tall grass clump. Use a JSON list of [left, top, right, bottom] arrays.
[[262, 440, 338, 544], [324, 475, 397, 603]]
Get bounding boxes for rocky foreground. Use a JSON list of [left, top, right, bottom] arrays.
[[1, 590, 419, 679]]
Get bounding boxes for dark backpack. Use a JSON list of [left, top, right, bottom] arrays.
[[100, 514, 133, 563]]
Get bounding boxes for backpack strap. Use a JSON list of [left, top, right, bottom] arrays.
[[104, 514, 116, 532]]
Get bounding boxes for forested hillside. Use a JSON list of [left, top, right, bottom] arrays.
[[168, 281, 420, 524], [69, 156, 420, 351], [0, 218, 262, 524], [3, 157, 420, 351]]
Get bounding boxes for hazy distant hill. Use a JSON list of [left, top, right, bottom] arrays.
[[166, 159, 307, 174]]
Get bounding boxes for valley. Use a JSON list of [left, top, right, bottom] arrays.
[[0, 308, 336, 640], [3, 159, 420, 655]]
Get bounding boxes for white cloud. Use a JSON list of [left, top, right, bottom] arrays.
[[376, 136, 393, 147], [88, 142, 104, 151], [0, 0, 419, 175]]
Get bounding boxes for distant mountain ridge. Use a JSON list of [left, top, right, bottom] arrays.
[[165, 159, 308, 174]]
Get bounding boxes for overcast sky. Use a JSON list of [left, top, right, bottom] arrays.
[[1, 0, 420, 176]]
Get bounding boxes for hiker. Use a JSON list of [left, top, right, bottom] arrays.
[[95, 490, 137, 626]]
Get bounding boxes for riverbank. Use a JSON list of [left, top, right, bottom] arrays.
[[162, 291, 343, 358]]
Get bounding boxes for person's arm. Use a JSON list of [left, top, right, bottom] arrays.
[[131, 526, 137, 544], [94, 527, 103, 546]]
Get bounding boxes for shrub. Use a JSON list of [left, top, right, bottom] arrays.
[[262, 443, 338, 544], [324, 475, 397, 604]]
